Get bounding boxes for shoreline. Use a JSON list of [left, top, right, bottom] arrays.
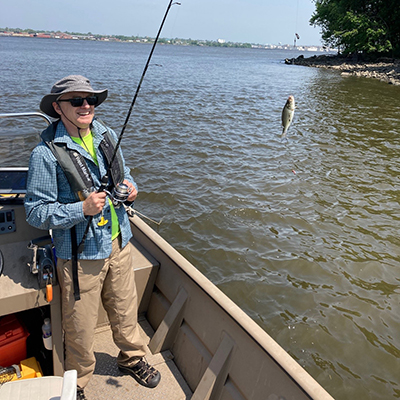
[[287, 54, 400, 86]]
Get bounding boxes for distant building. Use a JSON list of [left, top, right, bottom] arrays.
[[11, 32, 31, 37], [35, 33, 51, 38], [217, 39, 225, 44]]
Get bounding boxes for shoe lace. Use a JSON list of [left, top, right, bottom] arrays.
[[77, 388, 87, 400], [134, 359, 157, 382]]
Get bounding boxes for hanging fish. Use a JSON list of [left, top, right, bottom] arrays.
[[281, 95, 295, 138]]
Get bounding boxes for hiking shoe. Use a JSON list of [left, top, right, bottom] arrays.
[[77, 387, 87, 400], [119, 358, 161, 388]]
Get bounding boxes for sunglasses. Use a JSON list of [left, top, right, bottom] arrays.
[[57, 95, 99, 107]]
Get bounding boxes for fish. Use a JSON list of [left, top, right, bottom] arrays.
[[281, 95, 295, 138]]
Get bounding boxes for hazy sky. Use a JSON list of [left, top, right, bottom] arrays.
[[1, 0, 323, 46]]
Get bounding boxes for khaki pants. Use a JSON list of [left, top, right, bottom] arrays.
[[57, 237, 147, 388]]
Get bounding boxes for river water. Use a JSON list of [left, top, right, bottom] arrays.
[[1, 37, 400, 400]]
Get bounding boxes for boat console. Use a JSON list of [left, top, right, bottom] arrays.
[[0, 168, 29, 236]]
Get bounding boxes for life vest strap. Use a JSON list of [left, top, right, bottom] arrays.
[[71, 225, 80, 301]]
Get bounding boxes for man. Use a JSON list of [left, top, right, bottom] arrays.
[[25, 75, 161, 400]]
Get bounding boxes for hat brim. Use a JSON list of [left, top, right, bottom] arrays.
[[40, 89, 108, 119]]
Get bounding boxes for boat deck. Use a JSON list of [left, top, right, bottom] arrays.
[[85, 317, 192, 400]]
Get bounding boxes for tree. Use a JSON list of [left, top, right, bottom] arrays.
[[310, 0, 400, 56]]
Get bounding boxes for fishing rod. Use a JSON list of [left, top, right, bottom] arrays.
[[77, 0, 181, 253], [102, 0, 181, 201], [110, 0, 182, 173]]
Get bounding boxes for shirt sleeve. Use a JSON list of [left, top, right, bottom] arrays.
[[24, 143, 87, 230]]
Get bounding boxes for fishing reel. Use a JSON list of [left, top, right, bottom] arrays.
[[105, 182, 132, 208]]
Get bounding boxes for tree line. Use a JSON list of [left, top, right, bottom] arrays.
[[310, 0, 400, 57], [1, 27, 251, 48]]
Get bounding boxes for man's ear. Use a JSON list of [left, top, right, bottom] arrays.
[[52, 101, 62, 116]]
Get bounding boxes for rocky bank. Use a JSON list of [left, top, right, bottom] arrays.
[[286, 54, 400, 86]]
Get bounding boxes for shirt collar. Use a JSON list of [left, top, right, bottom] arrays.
[[53, 119, 107, 148]]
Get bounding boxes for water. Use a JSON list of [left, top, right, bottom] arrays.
[[1, 37, 400, 399]]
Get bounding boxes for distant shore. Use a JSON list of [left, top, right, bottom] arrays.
[[286, 54, 400, 86]]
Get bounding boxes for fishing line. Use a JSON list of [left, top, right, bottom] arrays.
[[288, 147, 298, 175], [106, 0, 182, 178], [294, 0, 300, 47], [78, 0, 181, 252], [168, 3, 181, 40]]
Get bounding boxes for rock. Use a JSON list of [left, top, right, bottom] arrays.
[[287, 54, 400, 85]]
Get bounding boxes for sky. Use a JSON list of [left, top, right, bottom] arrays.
[[1, 0, 323, 46]]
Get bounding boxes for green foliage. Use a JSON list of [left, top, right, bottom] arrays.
[[310, 0, 400, 56]]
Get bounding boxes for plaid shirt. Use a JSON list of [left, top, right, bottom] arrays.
[[25, 119, 135, 260]]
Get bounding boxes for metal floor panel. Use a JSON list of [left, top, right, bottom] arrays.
[[85, 317, 192, 400]]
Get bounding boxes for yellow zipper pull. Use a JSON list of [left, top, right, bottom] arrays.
[[97, 212, 108, 226]]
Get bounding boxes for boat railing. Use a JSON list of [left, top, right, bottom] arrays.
[[0, 112, 52, 125], [0, 111, 51, 125]]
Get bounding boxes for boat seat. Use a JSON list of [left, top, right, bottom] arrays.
[[0, 370, 77, 400]]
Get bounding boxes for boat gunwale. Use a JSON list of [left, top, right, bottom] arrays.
[[129, 213, 335, 400]]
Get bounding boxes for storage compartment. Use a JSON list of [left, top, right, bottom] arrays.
[[18, 307, 54, 376], [0, 314, 29, 367]]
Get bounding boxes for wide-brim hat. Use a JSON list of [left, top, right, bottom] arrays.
[[40, 75, 108, 119]]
